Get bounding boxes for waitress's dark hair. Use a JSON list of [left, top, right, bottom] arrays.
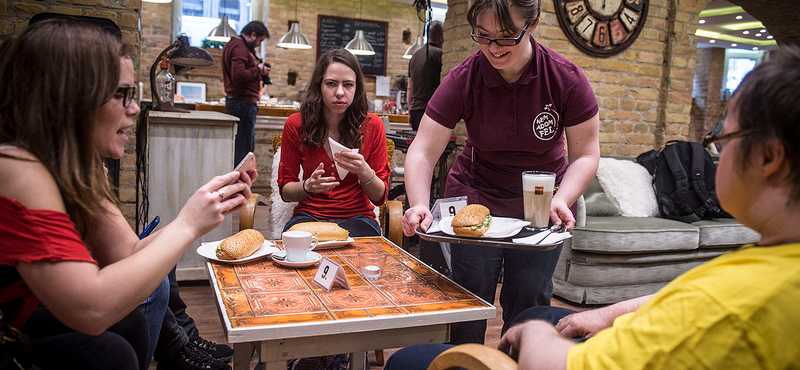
[[467, 0, 540, 34], [730, 46, 800, 202], [299, 48, 367, 149]]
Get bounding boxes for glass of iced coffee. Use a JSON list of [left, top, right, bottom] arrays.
[[522, 171, 555, 230]]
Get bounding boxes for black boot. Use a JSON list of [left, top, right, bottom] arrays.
[[156, 342, 231, 370], [191, 335, 234, 363]]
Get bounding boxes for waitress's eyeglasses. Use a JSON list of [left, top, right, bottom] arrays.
[[116, 86, 137, 108], [471, 20, 531, 46], [702, 128, 758, 151]]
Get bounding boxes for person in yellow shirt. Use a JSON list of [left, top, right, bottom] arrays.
[[385, 45, 800, 370]]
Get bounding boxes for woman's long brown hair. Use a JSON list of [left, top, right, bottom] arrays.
[[299, 49, 368, 149], [0, 18, 124, 236]]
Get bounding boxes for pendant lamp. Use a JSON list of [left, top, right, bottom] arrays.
[[345, 0, 375, 56], [207, 14, 237, 42], [278, 0, 312, 49], [402, 36, 424, 59], [143, 0, 171, 3]]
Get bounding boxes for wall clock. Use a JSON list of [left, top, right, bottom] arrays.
[[553, 0, 649, 57]]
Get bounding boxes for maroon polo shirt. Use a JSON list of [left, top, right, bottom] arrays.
[[427, 36, 598, 218]]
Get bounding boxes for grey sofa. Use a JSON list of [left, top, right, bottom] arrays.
[[553, 168, 760, 305]]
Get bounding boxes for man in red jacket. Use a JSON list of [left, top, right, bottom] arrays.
[[222, 21, 270, 165]]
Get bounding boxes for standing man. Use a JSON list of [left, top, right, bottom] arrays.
[[223, 21, 270, 165], [406, 20, 444, 131]]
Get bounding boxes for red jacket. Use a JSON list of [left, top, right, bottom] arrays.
[[222, 36, 261, 103]]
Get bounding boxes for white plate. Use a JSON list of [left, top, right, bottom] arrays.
[[439, 216, 531, 239], [314, 237, 355, 250], [270, 251, 323, 268], [196, 240, 279, 264]]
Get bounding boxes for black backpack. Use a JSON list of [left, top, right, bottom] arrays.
[[636, 140, 730, 223]]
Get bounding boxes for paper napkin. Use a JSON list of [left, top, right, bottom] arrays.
[[328, 137, 359, 179], [512, 230, 572, 246]]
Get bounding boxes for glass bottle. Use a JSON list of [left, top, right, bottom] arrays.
[[155, 55, 175, 105]]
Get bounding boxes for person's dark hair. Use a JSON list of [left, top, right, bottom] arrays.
[[467, 0, 540, 34], [731, 46, 800, 202], [428, 20, 444, 44], [300, 48, 368, 149], [0, 17, 125, 236], [241, 21, 269, 38]]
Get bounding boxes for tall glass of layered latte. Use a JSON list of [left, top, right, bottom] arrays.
[[522, 171, 555, 229]]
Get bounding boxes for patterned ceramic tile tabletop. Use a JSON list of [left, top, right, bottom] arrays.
[[208, 237, 492, 334]]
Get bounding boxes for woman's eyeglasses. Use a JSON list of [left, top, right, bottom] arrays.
[[702, 128, 758, 150], [471, 20, 531, 46], [117, 86, 137, 108]]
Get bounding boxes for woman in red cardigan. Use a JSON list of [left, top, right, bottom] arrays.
[[278, 48, 390, 237]]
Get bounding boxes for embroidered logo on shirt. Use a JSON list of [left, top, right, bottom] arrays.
[[532, 104, 560, 141]]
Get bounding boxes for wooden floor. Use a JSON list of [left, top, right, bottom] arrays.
[[149, 208, 599, 369]]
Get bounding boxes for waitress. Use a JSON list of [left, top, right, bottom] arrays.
[[401, 0, 600, 344]]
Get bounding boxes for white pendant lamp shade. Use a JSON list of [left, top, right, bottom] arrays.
[[207, 14, 236, 42], [277, 22, 312, 49], [345, 30, 375, 56], [402, 36, 424, 59], [143, 0, 171, 3]]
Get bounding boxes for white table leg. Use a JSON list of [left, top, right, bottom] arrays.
[[350, 351, 367, 370]]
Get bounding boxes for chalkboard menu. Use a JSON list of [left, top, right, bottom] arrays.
[[317, 15, 387, 76]]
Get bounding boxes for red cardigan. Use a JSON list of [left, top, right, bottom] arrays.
[[278, 113, 390, 220]]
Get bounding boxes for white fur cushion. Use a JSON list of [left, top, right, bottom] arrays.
[[269, 147, 300, 239], [595, 158, 660, 217]]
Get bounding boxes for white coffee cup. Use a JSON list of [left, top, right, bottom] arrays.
[[282, 230, 319, 262]]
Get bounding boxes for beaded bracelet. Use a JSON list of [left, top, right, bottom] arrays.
[[358, 170, 376, 186]]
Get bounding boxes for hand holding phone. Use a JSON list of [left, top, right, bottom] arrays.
[[229, 152, 257, 186]]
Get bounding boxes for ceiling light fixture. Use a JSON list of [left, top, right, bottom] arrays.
[[742, 31, 749, 34], [767, 35, 774, 39], [345, 0, 376, 56], [753, 47, 758, 50], [142, 0, 171, 3], [277, 0, 312, 49], [735, 15, 743, 19], [709, 39, 715, 43], [760, 29, 766, 33], [699, 19, 705, 24], [731, 43, 737, 47], [402, 36, 425, 59], [755, 33, 762, 37], [207, 14, 236, 42]]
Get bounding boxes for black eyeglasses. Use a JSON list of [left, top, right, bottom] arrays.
[[471, 20, 531, 46], [702, 128, 758, 150], [116, 86, 137, 108]]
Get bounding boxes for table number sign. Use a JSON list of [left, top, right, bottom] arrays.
[[312, 257, 351, 292], [433, 196, 468, 222]]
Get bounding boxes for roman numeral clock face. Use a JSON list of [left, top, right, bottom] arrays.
[[554, 0, 648, 57]]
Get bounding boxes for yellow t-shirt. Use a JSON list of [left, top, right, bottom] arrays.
[[568, 243, 800, 370]]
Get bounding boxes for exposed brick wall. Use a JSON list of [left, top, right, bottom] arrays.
[[0, 0, 140, 227], [690, 47, 725, 142], [442, 0, 708, 157]]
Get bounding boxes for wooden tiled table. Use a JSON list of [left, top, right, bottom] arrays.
[[206, 237, 495, 370]]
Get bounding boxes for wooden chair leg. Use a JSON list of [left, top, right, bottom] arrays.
[[375, 349, 385, 366]]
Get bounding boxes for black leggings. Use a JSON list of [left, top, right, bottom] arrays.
[[22, 304, 148, 370]]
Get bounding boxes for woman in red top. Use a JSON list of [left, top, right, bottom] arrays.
[[278, 49, 390, 237], [0, 18, 254, 369]]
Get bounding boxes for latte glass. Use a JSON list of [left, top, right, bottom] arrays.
[[522, 171, 555, 229]]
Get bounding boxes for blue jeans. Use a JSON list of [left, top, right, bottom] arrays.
[[137, 276, 170, 366], [384, 306, 577, 370], [283, 212, 382, 237], [227, 97, 258, 166], [153, 267, 197, 361], [449, 242, 563, 344]]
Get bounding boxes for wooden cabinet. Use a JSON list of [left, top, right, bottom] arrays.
[[146, 110, 239, 281]]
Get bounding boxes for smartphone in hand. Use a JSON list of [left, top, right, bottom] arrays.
[[229, 152, 256, 185]]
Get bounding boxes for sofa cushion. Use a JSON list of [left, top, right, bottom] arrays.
[[572, 216, 699, 253], [554, 278, 669, 305], [584, 177, 620, 216], [692, 218, 761, 249], [595, 158, 659, 217]]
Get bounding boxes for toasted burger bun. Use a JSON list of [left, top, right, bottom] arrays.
[[288, 222, 350, 242], [452, 204, 491, 238], [216, 229, 265, 260]]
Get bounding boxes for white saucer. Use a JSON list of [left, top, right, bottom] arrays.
[[196, 240, 279, 264], [439, 216, 531, 239], [271, 251, 323, 268], [315, 237, 355, 250]]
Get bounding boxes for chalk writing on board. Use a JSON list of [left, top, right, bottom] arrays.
[[317, 15, 387, 76]]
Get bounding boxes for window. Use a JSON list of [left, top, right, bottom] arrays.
[[180, 0, 253, 46], [722, 50, 763, 97]]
